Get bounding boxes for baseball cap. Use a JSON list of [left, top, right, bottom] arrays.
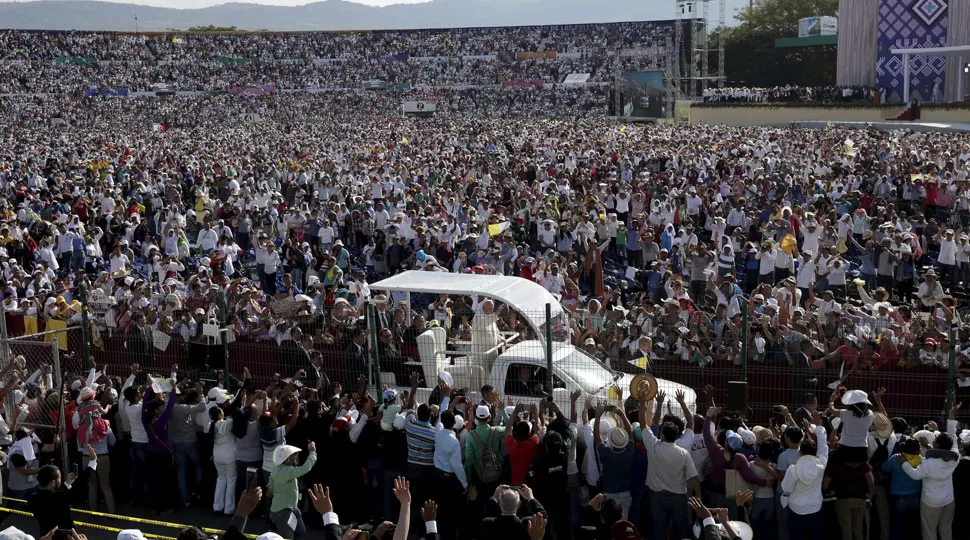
[[475, 405, 490, 419]]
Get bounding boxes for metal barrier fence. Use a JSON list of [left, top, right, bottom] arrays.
[[0, 292, 960, 428], [2, 331, 68, 469]]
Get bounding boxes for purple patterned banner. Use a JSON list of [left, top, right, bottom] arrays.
[[876, 0, 949, 102]]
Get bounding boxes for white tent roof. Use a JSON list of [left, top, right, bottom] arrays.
[[370, 271, 564, 335], [891, 45, 970, 57]]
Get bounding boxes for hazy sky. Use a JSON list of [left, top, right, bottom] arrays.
[[3, 0, 752, 21], [3, 0, 431, 7]]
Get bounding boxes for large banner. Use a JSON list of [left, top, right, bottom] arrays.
[[402, 101, 437, 114], [516, 51, 557, 60], [562, 73, 591, 85], [876, 0, 949, 103]]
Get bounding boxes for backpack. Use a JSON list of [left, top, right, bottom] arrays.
[[471, 428, 502, 484], [869, 437, 890, 484]]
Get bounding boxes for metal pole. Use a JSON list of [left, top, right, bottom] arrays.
[[946, 326, 957, 420], [545, 303, 553, 398], [80, 283, 91, 371], [740, 299, 749, 382], [54, 341, 68, 473], [958, 57, 964, 102], [219, 291, 229, 388], [0, 297, 10, 362], [903, 54, 911, 104], [367, 303, 381, 392]]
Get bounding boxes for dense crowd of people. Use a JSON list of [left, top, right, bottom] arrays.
[[0, 24, 673, 95], [702, 86, 878, 104], [0, 21, 970, 540]]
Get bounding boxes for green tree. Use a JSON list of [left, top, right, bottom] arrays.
[[721, 0, 838, 87]]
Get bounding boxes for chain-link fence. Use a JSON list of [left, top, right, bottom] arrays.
[[0, 282, 961, 428], [1, 333, 68, 468]]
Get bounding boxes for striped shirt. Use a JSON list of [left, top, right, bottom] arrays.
[[405, 413, 436, 466]]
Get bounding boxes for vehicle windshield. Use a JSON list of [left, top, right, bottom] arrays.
[[555, 347, 616, 394]]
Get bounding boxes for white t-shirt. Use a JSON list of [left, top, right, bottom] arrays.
[[838, 409, 874, 448]]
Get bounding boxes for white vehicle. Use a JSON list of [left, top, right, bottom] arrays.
[[369, 271, 696, 415]]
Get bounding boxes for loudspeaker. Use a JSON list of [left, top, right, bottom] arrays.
[[727, 381, 747, 411]]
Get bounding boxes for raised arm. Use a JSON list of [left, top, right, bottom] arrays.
[[676, 389, 693, 432], [652, 390, 666, 428], [593, 405, 604, 449], [392, 477, 411, 540], [405, 372, 420, 411], [569, 389, 581, 425], [872, 387, 888, 417]]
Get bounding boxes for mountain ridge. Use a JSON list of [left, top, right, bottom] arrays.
[[0, 0, 741, 31]]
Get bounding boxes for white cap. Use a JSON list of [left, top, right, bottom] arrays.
[[207, 387, 231, 404], [272, 444, 303, 466], [475, 405, 490, 419], [438, 371, 454, 387], [117, 530, 147, 540]]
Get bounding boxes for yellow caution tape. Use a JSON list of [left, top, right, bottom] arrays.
[[0, 506, 176, 540], [0, 497, 257, 538]]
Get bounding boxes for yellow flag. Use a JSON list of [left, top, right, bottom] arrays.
[[488, 223, 502, 237], [620, 125, 627, 132], [401, 137, 409, 144], [607, 386, 619, 400], [636, 356, 649, 370]]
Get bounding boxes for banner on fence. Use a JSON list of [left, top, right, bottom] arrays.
[[516, 51, 558, 59]]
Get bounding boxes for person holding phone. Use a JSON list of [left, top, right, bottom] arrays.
[[29, 444, 98, 536]]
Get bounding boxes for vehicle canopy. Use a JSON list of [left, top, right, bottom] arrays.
[[370, 270, 568, 345]]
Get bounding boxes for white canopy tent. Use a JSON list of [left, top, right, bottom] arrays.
[[891, 45, 970, 103], [370, 271, 565, 339]]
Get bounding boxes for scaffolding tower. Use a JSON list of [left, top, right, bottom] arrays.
[[674, 0, 726, 97]]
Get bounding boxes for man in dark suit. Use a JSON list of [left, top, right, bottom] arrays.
[[342, 327, 369, 389], [374, 294, 393, 330], [481, 485, 547, 540], [279, 326, 309, 375], [688, 497, 743, 540]]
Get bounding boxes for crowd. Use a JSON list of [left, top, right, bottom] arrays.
[[0, 20, 969, 540], [0, 24, 674, 95], [702, 86, 877, 104]]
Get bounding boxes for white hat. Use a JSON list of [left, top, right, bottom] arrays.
[[737, 428, 756, 446], [0, 526, 35, 540], [438, 371, 454, 387], [608, 426, 629, 450], [207, 387, 231, 404], [841, 389, 871, 406], [255, 534, 285, 540], [272, 444, 303, 466], [117, 530, 148, 540], [475, 405, 490, 419]]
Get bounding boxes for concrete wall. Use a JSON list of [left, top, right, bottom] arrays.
[[688, 106, 970, 126]]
